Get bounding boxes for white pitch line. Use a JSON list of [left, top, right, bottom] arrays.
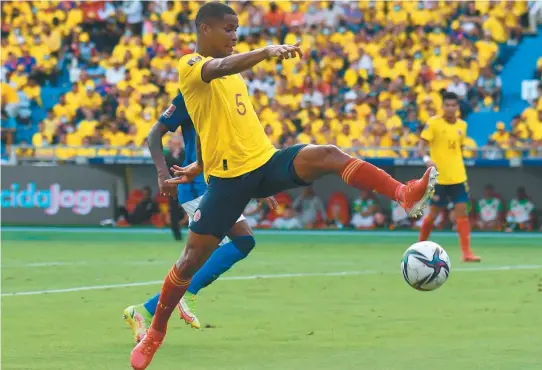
[[2, 260, 170, 268], [3, 264, 542, 298]]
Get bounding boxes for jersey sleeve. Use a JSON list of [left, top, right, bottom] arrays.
[[159, 93, 191, 132], [178, 54, 213, 90], [420, 120, 434, 142]]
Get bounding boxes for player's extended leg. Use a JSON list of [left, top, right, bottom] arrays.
[[124, 222, 255, 342], [419, 205, 442, 242], [292, 145, 437, 217], [131, 178, 252, 370], [178, 220, 255, 329], [454, 202, 481, 262], [130, 231, 220, 370]]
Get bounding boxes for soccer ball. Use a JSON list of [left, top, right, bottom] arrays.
[[401, 241, 451, 291]]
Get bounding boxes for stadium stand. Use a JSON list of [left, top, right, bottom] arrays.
[[1, 1, 541, 161]]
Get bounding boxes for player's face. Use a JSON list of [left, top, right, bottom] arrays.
[[442, 99, 459, 118], [206, 14, 239, 58]]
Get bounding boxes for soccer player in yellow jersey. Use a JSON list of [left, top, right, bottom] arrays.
[[131, 3, 437, 369], [419, 92, 481, 263]]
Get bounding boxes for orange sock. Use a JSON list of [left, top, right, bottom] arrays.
[[341, 158, 404, 201], [151, 265, 191, 333], [419, 214, 434, 241], [456, 216, 472, 256]]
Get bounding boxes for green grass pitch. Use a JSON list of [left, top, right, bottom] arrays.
[[2, 229, 542, 370]]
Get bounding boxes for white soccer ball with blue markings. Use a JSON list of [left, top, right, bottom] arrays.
[[401, 241, 451, 291]]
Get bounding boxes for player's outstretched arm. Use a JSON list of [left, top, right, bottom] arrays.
[[148, 122, 177, 197], [202, 42, 302, 82]]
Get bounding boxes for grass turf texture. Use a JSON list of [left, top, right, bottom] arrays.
[[2, 230, 542, 370]]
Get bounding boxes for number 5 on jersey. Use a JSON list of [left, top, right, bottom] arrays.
[[235, 93, 246, 115]]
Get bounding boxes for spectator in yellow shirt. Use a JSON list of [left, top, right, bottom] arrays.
[[78, 110, 99, 138], [491, 122, 510, 147], [53, 95, 75, 121], [41, 23, 62, 54], [104, 123, 128, 147], [160, 1, 179, 27], [1, 82, 20, 117], [8, 65, 28, 90], [32, 123, 52, 147], [475, 33, 498, 67], [42, 110, 60, 136], [76, 137, 97, 158], [462, 136, 478, 159], [336, 124, 354, 149], [23, 79, 42, 106], [296, 124, 314, 145], [483, 13, 507, 43], [55, 135, 76, 160], [510, 115, 529, 141], [80, 85, 103, 110], [503, 134, 523, 159]]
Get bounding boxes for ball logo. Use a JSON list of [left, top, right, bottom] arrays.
[[163, 104, 176, 118], [193, 209, 201, 222], [1, 183, 110, 215]]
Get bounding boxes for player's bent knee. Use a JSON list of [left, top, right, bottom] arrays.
[[231, 235, 255, 257], [319, 145, 351, 169]]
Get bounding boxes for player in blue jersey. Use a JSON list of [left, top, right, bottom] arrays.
[[123, 91, 275, 343]]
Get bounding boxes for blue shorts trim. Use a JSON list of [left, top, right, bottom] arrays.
[[190, 144, 309, 239], [430, 182, 469, 207]]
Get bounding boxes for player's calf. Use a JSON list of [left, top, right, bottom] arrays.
[[292, 145, 437, 217]]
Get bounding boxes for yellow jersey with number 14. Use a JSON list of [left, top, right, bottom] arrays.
[[420, 116, 467, 185], [177, 53, 277, 179]]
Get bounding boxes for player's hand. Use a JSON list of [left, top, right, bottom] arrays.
[[159, 177, 177, 197], [166, 162, 203, 184], [258, 196, 278, 210], [264, 41, 303, 61], [426, 160, 437, 169]]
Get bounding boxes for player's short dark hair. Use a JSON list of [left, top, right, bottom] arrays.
[[442, 92, 459, 101], [195, 2, 237, 28]]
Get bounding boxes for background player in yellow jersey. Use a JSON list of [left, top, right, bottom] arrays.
[[418, 92, 481, 263], [131, 3, 438, 369]]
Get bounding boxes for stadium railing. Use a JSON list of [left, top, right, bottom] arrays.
[[4, 145, 542, 168]]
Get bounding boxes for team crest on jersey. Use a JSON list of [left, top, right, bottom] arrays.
[[194, 209, 201, 222], [187, 56, 202, 66], [163, 104, 176, 118]]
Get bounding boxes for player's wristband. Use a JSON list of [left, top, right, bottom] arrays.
[[422, 155, 431, 164]]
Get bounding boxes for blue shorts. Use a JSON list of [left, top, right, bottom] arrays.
[[190, 144, 309, 239], [177, 181, 207, 205], [430, 182, 469, 208]]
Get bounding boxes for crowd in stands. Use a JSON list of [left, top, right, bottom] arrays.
[[1, 1, 541, 160], [120, 184, 537, 232]]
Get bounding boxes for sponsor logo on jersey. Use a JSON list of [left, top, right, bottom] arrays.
[[187, 56, 202, 66], [163, 104, 176, 118], [194, 209, 201, 222]]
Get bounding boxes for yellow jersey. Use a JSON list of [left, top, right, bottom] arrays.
[[177, 53, 276, 179], [421, 116, 467, 185]]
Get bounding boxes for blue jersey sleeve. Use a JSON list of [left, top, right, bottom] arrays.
[[158, 91, 191, 132]]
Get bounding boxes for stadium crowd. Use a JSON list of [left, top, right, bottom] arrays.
[[1, 0, 541, 160]]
